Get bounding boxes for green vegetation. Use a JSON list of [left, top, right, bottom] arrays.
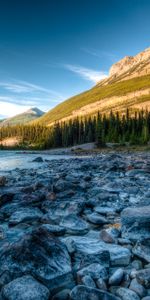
[[35, 75, 150, 125], [1, 109, 150, 149]]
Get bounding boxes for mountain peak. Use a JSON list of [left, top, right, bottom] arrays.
[[109, 47, 150, 78]]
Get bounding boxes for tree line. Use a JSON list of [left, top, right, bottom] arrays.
[[0, 109, 150, 149]]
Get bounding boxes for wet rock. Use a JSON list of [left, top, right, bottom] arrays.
[[109, 268, 124, 285], [100, 229, 116, 243], [94, 206, 116, 215], [0, 226, 74, 293], [1, 275, 50, 300], [129, 278, 147, 298], [9, 208, 43, 226], [136, 268, 150, 288], [77, 263, 108, 281], [80, 275, 96, 288], [131, 260, 143, 270], [40, 224, 66, 236], [60, 215, 89, 235], [96, 278, 107, 290], [0, 176, 7, 187], [121, 206, 150, 241], [116, 287, 140, 300], [52, 289, 70, 300], [133, 242, 150, 263], [0, 193, 14, 207], [32, 157, 43, 162], [70, 285, 121, 300], [86, 212, 108, 225]]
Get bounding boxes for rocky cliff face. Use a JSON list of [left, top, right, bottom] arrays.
[[109, 47, 150, 78]]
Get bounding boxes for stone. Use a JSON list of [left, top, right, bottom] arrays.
[[52, 289, 70, 300], [0, 193, 14, 207], [116, 287, 140, 300], [60, 215, 89, 235], [131, 260, 143, 270], [32, 157, 43, 162], [133, 242, 150, 263], [100, 229, 116, 243], [77, 263, 108, 281], [40, 224, 66, 236], [1, 275, 50, 300], [96, 278, 107, 290], [86, 212, 108, 225], [121, 206, 150, 241], [129, 278, 147, 298], [0, 176, 7, 186], [109, 268, 124, 285], [9, 208, 43, 226], [94, 206, 116, 215], [0, 226, 74, 293], [81, 275, 96, 288], [136, 269, 150, 288], [70, 285, 120, 300], [64, 236, 131, 269]]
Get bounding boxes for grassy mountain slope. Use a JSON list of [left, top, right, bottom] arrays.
[[0, 107, 44, 127], [35, 74, 150, 125]]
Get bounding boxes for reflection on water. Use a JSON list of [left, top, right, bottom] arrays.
[[0, 150, 75, 172]]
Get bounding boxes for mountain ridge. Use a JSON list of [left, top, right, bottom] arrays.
[[33, 47, 150, 126], [0, 107, 44, 127]]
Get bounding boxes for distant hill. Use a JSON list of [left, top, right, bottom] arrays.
[[0, 107, 44, 127], [34, 47, 150, 126]]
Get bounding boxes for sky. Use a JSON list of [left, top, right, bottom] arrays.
[[0, 0, 150, 118]]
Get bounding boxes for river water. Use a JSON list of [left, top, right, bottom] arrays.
[[0, 150, 76, 172]]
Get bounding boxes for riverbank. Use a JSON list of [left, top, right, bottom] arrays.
[[0, 153, 150, 299]]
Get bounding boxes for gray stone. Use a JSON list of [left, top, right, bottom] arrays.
[[129, 278, 146, 298], [70, 285, 121, 300], [94, 206, 116, 215], [81, 275, 96, 288], [109, 268, 124, 285], [96, 278, 107, 290], [52, 289, 70, 300], [32, 157, 43, 162], [86, 212, 108, 225], [0, 226, 74, 293], [121, 206, 150, 241], [0, 176, 7, 187], [40, 224, 66, 236], [60, 215, 89, 235], [77, 263, 108, 281], [100, 229, 116, 243], [133, 243, 150, 263], [63, 236, 131, 269], [9, 208, 43, 225], [1, 275, 50, 300], [116, 287, 140, 300], [136, 269, 150, 288]]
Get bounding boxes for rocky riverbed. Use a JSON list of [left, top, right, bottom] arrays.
[[0, 152, 150, 300]]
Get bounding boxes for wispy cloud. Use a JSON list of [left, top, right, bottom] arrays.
[[63, 64, 107, 83], [0, 80, 63, 99], [81, 47, 117, 63]]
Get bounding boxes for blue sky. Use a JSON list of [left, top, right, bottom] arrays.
[[0, 0, 150, 118]]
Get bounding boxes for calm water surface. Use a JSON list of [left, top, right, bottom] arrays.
[[0, 150, 78, 172]]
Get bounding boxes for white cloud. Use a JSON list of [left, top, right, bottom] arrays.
[[0, 80, 63, 99], [81, 48, 117, 62], [63, 64, 107, 83], [0, 101, 31, 118]]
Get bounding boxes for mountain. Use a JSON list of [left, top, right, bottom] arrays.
[[0, 107, 44, 127], [35, 48, 150, 126]]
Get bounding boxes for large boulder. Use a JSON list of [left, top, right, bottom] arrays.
[[121, 206, 150, 241], [1, 275, 50, 300], [62, 236, 131, 270], [70, 285, 120, 300], [0, 226, 74, 294], [9, 208, 43, 226]]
